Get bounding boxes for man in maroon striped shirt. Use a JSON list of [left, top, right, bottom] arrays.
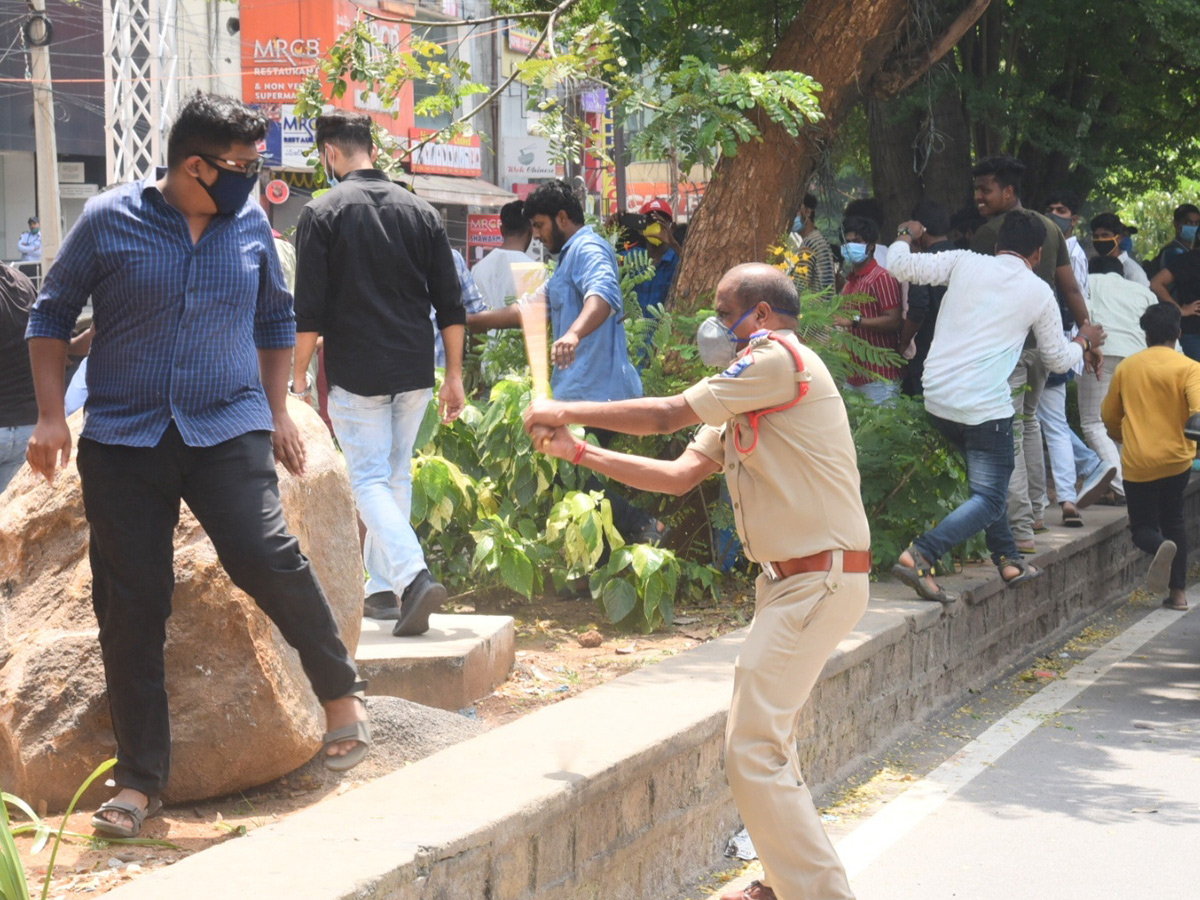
[[836, 215, 903, 403]]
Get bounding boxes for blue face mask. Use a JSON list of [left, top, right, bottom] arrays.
[[325, 153, 339, 188], [792, 215, 804, 233], [843, 242, 870, 267], [1182, 224, 1199, 243]]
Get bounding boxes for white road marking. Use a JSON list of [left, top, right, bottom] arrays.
[[835, 602, 1192, 880]]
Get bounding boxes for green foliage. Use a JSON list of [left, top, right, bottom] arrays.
[[624, 57, 824, 171], [1104, 177, 1200, 262], [295, 7, 825, 185], [957, 0, 1200, 200], [411, 374, 721, 628], [845, 393, 984, 572]]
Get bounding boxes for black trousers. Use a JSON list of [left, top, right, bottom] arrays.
[[77, 424, 358, 797], [1124, 468, 1191, 591]]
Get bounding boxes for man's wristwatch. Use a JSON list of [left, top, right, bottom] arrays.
[[852, 312, 863, 325], [897, 227, 913, 237], [1074, 335, 1092, 352], [288, 380, 311, 398]]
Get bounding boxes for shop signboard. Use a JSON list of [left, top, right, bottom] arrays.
[[506, 20, 550, 57], [408, 128, 483, 177], [241, 0, 330, 105], [608, 181, 708, 216], [502, 139, 556, 180], [280, 106, 316, 168], [241, 0, 414, 132]]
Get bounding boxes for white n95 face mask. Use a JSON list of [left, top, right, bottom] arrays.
[[697, 316, 740, 367]]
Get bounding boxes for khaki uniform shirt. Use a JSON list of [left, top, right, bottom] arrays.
[[682, 330, 870, 563]]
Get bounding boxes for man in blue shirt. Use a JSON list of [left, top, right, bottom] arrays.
[[24, 94, 368, 837], [469, 180, 664, 543]]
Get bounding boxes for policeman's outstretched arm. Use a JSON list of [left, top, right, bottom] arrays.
[[530, 424, 719, 496], [524, 395, 699, 437]]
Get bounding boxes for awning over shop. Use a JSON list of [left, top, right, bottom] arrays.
[[403, 173, 517, 208]]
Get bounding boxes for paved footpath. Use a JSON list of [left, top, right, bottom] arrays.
[[710, 595, 1199, 900], [844, 597, 1199, 900]]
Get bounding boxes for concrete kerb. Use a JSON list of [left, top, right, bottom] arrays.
[[100, 486, 1199, 900]]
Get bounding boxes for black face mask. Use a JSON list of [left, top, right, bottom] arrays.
[[196, 156, 261, 215], [1093, 237, 1119, 257]]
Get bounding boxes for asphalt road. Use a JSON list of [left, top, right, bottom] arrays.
[[843, 599, 1199, 900]]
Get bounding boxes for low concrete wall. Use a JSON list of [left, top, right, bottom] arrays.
[[102, 491, 1198, 900]]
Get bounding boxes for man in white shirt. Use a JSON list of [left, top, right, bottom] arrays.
[[1045, 191, 1089, 297], [1077, 254, 1159, 501], [469, 200, 534, 310], [886, 211, 1105, 603], [1039, 191, 1115, 529]]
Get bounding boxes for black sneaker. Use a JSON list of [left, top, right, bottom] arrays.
[[364, 591, 402, 621], [392, 570, 447, 637]]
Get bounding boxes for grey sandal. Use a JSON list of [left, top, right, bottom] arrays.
[[999, 556, 1042, 587], [91, 796, 163, 838], [323, 680, 372, 772], [892, 545, 958, 604]]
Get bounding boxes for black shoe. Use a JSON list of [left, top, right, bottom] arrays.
[[364, 590, 403, 621], [392, 570, 447, 637]]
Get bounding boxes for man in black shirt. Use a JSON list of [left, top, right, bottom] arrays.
[[292, 110, 466, 636], [1151, 248, 1200, 361], [0, 263, 39, 491], [899, 199, 955, 397]]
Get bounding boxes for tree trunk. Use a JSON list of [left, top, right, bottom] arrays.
[[869, 70, 975, 231], [670, 0, 991, 310], [670, 0, 912, 311], [919, 79, 974, 216], [867, 96, 924, 237]]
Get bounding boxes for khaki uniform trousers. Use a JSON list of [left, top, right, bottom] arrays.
[[725, 554, 869, 900]]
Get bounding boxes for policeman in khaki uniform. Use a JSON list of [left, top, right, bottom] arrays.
[[525, 263, 870, 900]]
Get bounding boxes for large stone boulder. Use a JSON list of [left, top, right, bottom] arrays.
[[0, 400, 362, 811]]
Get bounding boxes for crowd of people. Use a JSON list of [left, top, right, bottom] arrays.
[[3, 89, 1200, 900], [772, 157, 1200, 616]]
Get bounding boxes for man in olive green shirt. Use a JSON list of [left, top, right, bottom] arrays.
[[970, 155, 1093, 545]]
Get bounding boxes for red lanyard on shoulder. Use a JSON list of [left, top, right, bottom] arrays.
[[732, 332, 811, 455]]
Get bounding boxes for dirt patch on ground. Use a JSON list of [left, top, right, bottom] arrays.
[[11, 582, 755, 899]]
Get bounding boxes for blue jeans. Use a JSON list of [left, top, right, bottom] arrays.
[[327, 386, 433, 598], [846, 380, 899, 406], [914, 414, 1020, 568], [1037, 381, 1103, 505], [0, 424, 34, 493]]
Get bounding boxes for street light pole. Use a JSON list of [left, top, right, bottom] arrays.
[[27, 0, 61, 270]]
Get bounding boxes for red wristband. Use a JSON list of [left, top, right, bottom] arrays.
[[572, 441, 587, 465]]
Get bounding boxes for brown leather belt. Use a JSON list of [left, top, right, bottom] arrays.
[[769, 549, 873, 579]]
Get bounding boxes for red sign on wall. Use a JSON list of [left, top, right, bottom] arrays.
[[240, 0, 415, 135], [467, 214, 503, 262]]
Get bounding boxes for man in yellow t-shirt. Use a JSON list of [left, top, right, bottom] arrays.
[[1102, 302, 1200, 610]]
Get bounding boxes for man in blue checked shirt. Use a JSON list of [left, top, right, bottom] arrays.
[[24, 94, 368, 838]]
